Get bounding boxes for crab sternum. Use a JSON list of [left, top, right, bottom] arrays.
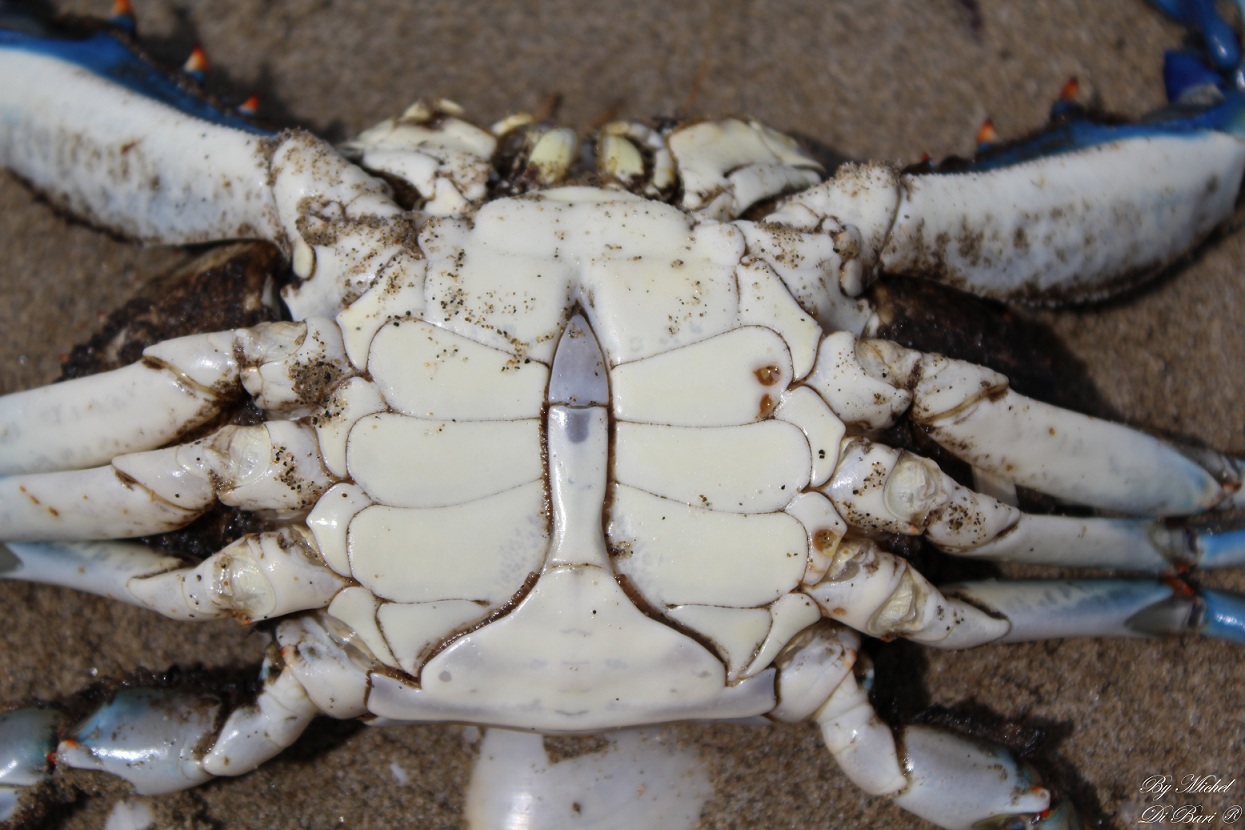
[[326, 187, 846, 728], [367, 315, 777, 730]]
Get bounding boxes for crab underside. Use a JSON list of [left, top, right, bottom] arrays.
[[2, 2, 1245, 829]]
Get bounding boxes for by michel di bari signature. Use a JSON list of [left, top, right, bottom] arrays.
[[1137, 775, 1242, 825]]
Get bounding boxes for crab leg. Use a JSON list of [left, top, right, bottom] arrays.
[[0, 708, 62, 824], [810, 432, 1245, 645], [2, 525, 347, 623], [0, 645, 322, 823], [778, 106, 1245, 305], [1, 540, 181, 603], [957, 513, 1245, 571], [771, 623, 1078, 830], [124, 527, 348, 622], [809, 334, 1244, 516], [0, 339, 238, 477], [0, 6, 405, 317], [770, 0, 1245, 306], [942, 579, 1245, 644], [876, 118, 1245, 303], [824, 433, 1245, 570], [0, 319, 351, 477], [0, 7, 280, 245], [0, 417, 337, 541], [804, 536, 1245, 652]]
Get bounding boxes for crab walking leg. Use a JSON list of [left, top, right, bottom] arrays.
[[959, 512, 1245, 570], [0, 319, 351, 477], [0, 419, 337, 541], [0, 335, 239, 477], [0, 646, 324, 821], [817, 434, 1245, 637], [804, 535, 1245, 646], [125, 527, 348, 622], [824, 436, 1245, 571], [943, 579, 1245, 645], [0, 540, 182, 604], [771, 624, 1076, 830], [810, 333, 1243, 515], [1, 614, 377, 818], [2, 527, 347, 622], [804, 538, 1009, 648]]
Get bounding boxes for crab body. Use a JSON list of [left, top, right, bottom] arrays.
[[3, 2, 1245, 829]]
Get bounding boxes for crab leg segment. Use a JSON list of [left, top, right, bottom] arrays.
[[0, 418, 336, 541], [2, 528, 346, 623], [878, 127, 1245, 302], [813, 335, 1244, 515], [803, 538, 1010, 647], [0, 708, 62, 824], [0, 540, 181, 604], [0, 319, 351, 477], [945, 579, 1245, 644], [0, 10, 282, 245], [822, 434, 1245, 571], [805, 533, 1245, 646], [771, 624, 1077, 830], [773, 70, 1245, 305], [126, 527, 348, 622], [0, 8, 404, 316], [0, 333, 238, 477], [960, 513, 1245, 571], [805, 469, 1245, 644], [891, 347, 1242, 515], [0, 646, 322, 818]]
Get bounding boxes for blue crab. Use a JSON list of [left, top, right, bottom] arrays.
[[2, 1, 1245, 830]]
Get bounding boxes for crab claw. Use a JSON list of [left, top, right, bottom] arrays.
[[1035, 798, 1083, 830], [1150, 0, 1242, 74], [0, 708, 62, 823], [890, 726, 1078, 830], [55, 688, 221, 794], [0, 5, 404, 318]]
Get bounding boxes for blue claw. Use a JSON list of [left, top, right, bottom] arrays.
[[1151, 0, 1243, 73], [0, 708, 61, 787], [1202, 590, 1245, 644], [1164, 49, 1231, 103], [917, 1, 1245, 176], [0, 707, 63, 822], [58, 688, 220, 795]]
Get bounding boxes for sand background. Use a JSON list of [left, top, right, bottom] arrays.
[[1, 1, 1243, 828]]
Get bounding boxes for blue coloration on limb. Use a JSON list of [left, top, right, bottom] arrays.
[[0, 5, 270, 136], [1203, 591, 1245, 644], [917, 1, 1245, 175]]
